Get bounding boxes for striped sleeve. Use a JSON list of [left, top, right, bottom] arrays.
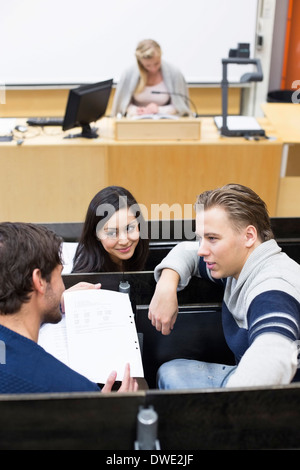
[[247, 290, 300, 344]]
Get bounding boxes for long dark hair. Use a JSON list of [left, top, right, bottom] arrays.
[[72, 186, 149, 273]]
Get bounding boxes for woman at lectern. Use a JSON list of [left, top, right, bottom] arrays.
[[70, 186, 149, 273], [111, 39, 191, 118]]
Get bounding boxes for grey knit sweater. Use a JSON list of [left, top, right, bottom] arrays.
[[154, 240, 300, 387], [111, 60, 191, 117]]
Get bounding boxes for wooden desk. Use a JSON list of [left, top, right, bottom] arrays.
[[261, 103, 300, 143], [0, 117, 282, 222], [262, 103, 300, 216]]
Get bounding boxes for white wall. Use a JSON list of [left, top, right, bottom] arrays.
[[242, 0, 277, 116], [1, 0, 258, 85]]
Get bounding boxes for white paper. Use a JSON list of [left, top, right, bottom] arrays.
[[61, 242, 78, 274], [0, 118, 16, 135], [38, 289, 144, 383], [131, 114, 179, 120], [214, 116, 262, 131], [38, 316, 69, 365]]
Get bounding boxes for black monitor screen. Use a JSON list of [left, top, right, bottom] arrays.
[[62, 79, 113, 139]]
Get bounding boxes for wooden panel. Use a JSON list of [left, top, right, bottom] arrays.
[[115, 118, 201, 141], [261, 103, 300, 216], [286, 143, 300, 176], [1, 88, 116, 118], [2, 86, 241, 118], [107, 141, 282, 218], [0, 144, 108, 222], [0, 117, 282, 223], [189, 86, 241, 115], [2, 88, 69, 117], [276, 177, 300, 217], [261, 103, 300, 143]]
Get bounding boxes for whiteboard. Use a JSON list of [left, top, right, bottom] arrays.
[[0, 0, 258, 85]]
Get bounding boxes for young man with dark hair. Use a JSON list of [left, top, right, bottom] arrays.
[[0, 222, 137, 394], [149, 184, 300, 389]]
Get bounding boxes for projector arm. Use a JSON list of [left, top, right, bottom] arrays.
[[221, 58, 263, 137]]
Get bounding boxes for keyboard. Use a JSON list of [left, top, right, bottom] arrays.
[[26, 117, 64, 127]]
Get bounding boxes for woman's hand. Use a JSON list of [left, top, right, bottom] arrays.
[[137, 103, 159, 115]]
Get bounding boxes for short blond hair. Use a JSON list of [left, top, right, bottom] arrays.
[[195, 184, 274, 242]]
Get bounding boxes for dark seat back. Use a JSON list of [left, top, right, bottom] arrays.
[[0, 392, 145, 450], [63, 272, 229, 388], [2, 384, 300, 450], [136, 304, 234, 388], [145, 383, 300, 450]]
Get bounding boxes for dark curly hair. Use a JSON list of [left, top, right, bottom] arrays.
[[0, 222, 62, 314]]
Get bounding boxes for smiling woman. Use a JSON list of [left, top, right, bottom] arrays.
[[71, 186, 149, 273], [97, 207, 141, 268]]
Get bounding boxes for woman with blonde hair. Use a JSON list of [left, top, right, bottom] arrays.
[[111, 39, 191, 117]]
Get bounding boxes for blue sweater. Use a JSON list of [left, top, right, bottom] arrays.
[[0, 325, 100, 394]]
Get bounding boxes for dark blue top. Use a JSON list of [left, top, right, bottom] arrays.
[[0, 325, 100, 394]]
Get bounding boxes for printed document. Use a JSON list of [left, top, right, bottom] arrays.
[[0, 118, 16, 135], [131, 114, 179, 120], [38, 289, 144, 383]]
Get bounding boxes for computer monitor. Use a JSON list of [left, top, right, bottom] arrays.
[[62, 79, 113, 139]]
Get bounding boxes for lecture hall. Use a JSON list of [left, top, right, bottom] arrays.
[[0, 0, 300, 452]]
